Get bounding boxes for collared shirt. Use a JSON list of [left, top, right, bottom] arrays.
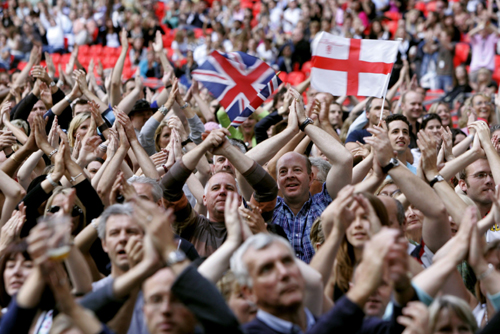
[[256, 308, 316, 334], [272, 183, 332, 263]]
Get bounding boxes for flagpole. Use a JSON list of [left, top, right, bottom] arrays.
[[379, 74, 391, 125]]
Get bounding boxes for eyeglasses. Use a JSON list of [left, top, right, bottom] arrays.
[[47, 205, 83, 217], [470, 172, 493, 180]]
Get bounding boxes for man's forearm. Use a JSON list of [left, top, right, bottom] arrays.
[[246, 127, 297, 166], [439, 149, 481, 180]]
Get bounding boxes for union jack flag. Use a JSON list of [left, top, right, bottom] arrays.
[[192, 51, 282, 127]]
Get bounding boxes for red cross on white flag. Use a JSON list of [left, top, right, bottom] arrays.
[[311, 33, 400, 97]]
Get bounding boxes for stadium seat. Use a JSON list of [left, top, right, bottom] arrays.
[[384, 11, 401, 21], [387, 21, 399, 36], [89, 44, 104, 56], [453, 42, 470, 67], [415, 2, 428, 16], [301, 61, 313, 76], [79, 45, 90, 55], [287, 71, 305, 86], [278, 72, 288, 83], [426, 1, 437, 12], [194, 28, 204, 39]]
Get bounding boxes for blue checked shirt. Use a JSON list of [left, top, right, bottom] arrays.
[[272, 183, 333, 263]]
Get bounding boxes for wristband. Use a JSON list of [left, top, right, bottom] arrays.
[[64, 95, 73, 104], [69, 172, 83, 183], [97, 123, 109, 133], [91, 219, 99, 232], [48, 148, 58, 159], [181, 137, 193, 146], [180, 102, 190, 110], [477, 263, 495, 281], [299, 118, 313, 132], [162, 164, 169, 174], [46, 173, 59, 187], [50, 81, 56, 87]]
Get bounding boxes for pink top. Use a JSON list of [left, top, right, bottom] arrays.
[[470, 33, 498, 72]]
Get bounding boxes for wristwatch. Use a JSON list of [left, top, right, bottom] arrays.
[[166, 250, 186, 266], [299, 117, 313, 132], [50, 81, 56, 87], [429, 174, 445, 188], [381, 158, 400, 174], [158, 106, 169, 116], [180, 102, 190, 110]]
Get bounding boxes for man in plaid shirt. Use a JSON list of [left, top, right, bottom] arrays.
[[272, 95, 353, 263]]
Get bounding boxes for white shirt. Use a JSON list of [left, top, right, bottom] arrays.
[[283, 8, 302, 33]]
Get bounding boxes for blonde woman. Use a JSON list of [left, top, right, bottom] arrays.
[[67, 112, 91, 147]]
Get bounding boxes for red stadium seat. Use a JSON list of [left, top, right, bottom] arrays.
[[301, 61, 313, 76], [384, 11, 401, 21], [453, 42, 470, 67], [278, 71, 288, 83], [287, 71, 306, 86], [90, 44, 103, 56], [387, 21, 399, 36], [79, 45, 90, 55]]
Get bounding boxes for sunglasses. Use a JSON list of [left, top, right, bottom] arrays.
[[47, 205, 83, 217]]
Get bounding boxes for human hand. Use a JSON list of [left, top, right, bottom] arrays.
[[116, 122, 131, 151], [31, 65, 52, 84], [203, 128, 230, 153], [73, 69, 88, 93], [27, 222, 51, 265], [440, 126, 454, 161], [151, 150, 168, 167], [106, 128, 119, 157], [170, 129, 183, 161], [125, 236, 143, 268], [114, 107, 137, 143], [351, 141, 370, 159], [353, 228, 400, 297], [47, 116, 60, 148], [52, 140, 66, 181], [44, 52, 56, 79], [0, 204, 26, 253], [387, 235, 410, 292], [132, 198, 177, 257], [397, 302, 430, 334], [321, 185, 357, 235], [471, 132, 486, 158], [165, 78, 179, 110], [88, 100, 104, 127], [44, 261, 76, 314], [152, 30, 164, 53], [417, 130, 438, 181], [0, 130, 16, 151], [364, 122, 395, 168], [492, 134, 500, 153], [167, 115, 187, 140], [39, 82, 53, 109], [57, 126, 73, 163], [358, 194, 382, 237], [79, 135, 102, 163], [469, 121, 491, 147], [28, 45, 41, 65], [468, 212, 489, 276], [32, 113, 50, 151], [72, 134, 82, 160], [97, 60, 104, 79], [288, 88, 306, 123], [286, 99, 299, 132], [240, 204, 267, 235], [120, 28, 128, 48], [225, 191, 245, 244]]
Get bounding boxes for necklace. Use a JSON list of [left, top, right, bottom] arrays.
[[484, 306, 489, 325]]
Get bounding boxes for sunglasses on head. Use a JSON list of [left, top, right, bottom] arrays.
[[47, 205, 83, 217]]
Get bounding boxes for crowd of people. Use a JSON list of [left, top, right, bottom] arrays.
[[0, 0, 499, 334]]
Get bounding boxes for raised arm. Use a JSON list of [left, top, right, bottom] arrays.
[[293, 90, 353, 199], [365, 124, 450, 253], [115, 108, 159, 180], [418, 131, 469, 227], [109, 29, 129, 108]]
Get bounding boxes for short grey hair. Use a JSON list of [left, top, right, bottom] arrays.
[[230, 233, 294, 288], [127, 176, 163, 203], [309, 158, 331, 183], [97, 203, 134, 240]]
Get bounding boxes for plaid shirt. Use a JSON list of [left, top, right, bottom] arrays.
[[272, 183, 332, 263]]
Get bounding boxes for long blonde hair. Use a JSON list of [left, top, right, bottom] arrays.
[[458, 93, 494, 128], [67, 112, 91, 147]]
